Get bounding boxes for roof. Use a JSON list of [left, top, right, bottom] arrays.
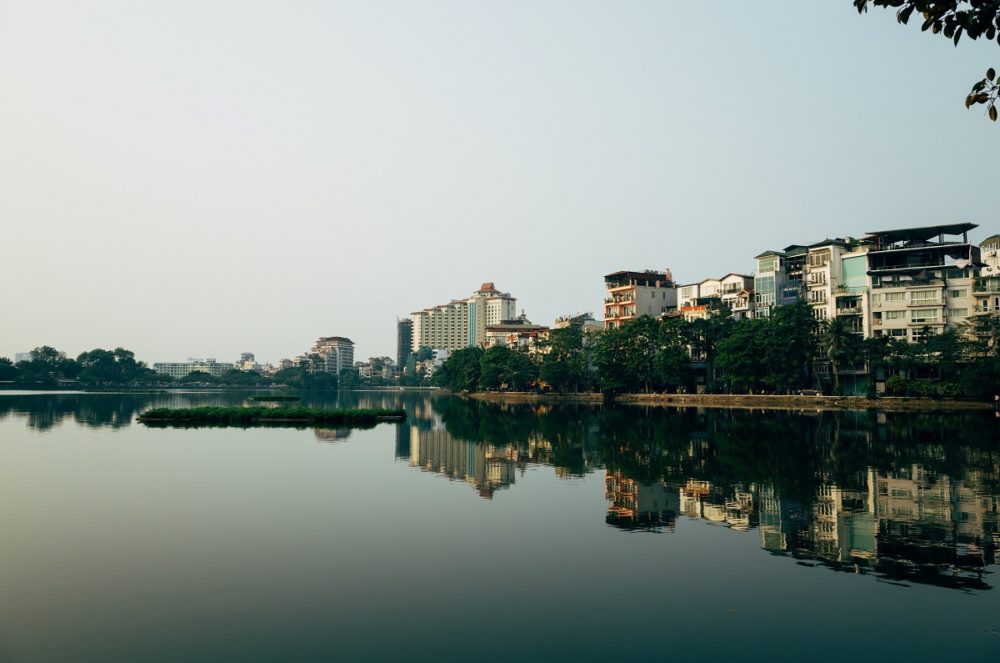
[[720, 272, 752, 280], [783, 244, 809, 256], [864, 222, 977, 243], [980, 234, 1000, 246], [604, 270, 671, 280], [754, 250, 785, 259], [316, 336, 354, 344]]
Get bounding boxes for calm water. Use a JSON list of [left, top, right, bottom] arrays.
[[0, 390, 998, 661]]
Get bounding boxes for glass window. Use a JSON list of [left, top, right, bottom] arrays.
[[911, 308, 939, 323], [885, 310, 905, 320], [950, 289, 968, 298]]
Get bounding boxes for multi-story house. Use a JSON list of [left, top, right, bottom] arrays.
[[410, 282, 517, 352], [865, 223, 980, 343], [484, 315, 549, 350], [753, 249, 804, 318], [678, 274, 754, 321], [805, 239, 851, 322], [603, 270, 677, 329]]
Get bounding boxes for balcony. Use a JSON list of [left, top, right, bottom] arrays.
[[836, 307, 862, 316]]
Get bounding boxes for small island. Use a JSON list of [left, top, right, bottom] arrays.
[[137, 406, 406, 427]]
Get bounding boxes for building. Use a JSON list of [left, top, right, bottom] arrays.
[[553, 312, 604, 333], [484, 314, 549, 350], [310, 336, 355, 374], [410, 282, 517, 353], [14, 352, 33, 363], [677, 274, 754, 321], [864, 223, 980, 343], [396, 318, 413, 368], [974, 234, 1000, 316], [152, 358, 235, 379], [603, 270, 677, 329], [236, 352, 258, 371], [753, 250, 803, 318]]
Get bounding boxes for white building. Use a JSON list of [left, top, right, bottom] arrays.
[[152, 358, 235, 379], [310, 337, 355, 374], [411, 282, 517, 352]]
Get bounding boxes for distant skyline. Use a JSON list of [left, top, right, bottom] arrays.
[[2, 1, 998, 364]]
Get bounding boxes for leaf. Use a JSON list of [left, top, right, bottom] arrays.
[[954, 26, 963, 45], [991, 106, 998, 122], [966, 95, 975, 109], [989, 68, 997, 82]]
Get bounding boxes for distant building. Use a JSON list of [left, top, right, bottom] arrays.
[[310, 337, 355, 374], [411, 282, 517, 352], [553, 312, 603, 333], [14, 352, 33, 363], [397, 318, 413, 368], [484, 314, 549, 350], [237, 352, 258, 371], [152, 358, 235, 379], [603, 270, 677, 329]]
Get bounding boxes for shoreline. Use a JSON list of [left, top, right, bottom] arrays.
[[466, 391, 995, 412]]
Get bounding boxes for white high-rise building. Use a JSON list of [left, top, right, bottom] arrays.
[[310, 337, 355, 374], [410, 283, 517, 352]]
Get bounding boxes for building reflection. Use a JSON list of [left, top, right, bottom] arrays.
[[412, 399, 1000, 591]]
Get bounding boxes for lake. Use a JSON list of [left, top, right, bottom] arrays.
[[0, 390, 998, 661]]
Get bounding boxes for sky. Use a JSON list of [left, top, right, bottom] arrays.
[[1, 1, 998, 364]]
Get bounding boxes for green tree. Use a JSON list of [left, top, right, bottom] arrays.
[[822, 317, 863, 395], [854, 1, 1000, 121], [539, 326, 588, 392], [434, 347, 484, 392], [176, 370, 219, 384]]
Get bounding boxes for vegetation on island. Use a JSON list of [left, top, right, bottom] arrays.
[[137, 406, 406, 427], [248, 395, 301, 402], [433, 303, 1000, 399]]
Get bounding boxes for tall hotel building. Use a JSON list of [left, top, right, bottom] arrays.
[[411, 282, 517, 352]]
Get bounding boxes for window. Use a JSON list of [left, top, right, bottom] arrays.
[[888, 329, 906, 337], [885, 310, 905, 320], [911, 328, 934, 341], [910, 290, 939, 304], [758, 257, 778, 273], [871, 294, 882, 307], [911, 308, 939, 323], [949, 289, 968, 299], [885, 292, 905, 302], [948, 308, 968, 318]]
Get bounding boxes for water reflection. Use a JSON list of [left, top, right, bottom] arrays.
[[405, 398, 1000, 591]]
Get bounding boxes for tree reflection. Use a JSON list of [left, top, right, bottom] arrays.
[[408, 397, 1000, 591]]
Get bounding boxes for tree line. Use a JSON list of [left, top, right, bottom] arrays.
[[433, 302, 1000, 399], [0, 346, 343, 389]]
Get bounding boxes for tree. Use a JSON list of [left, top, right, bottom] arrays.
[[854, 1, 1000, 121], [822, 317, 863, 395], [434, 347, 484, 392], [539, 326, 588, 392]]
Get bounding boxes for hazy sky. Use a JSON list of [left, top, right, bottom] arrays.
[[2, 1, 997, 364]]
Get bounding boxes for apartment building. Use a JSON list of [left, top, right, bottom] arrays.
[[410, 282, 517, 352], [974, 234, 1000, 316], [604, 270, 677, 329], [865, 223, 980, 342], [310, 336, 355, 374]]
